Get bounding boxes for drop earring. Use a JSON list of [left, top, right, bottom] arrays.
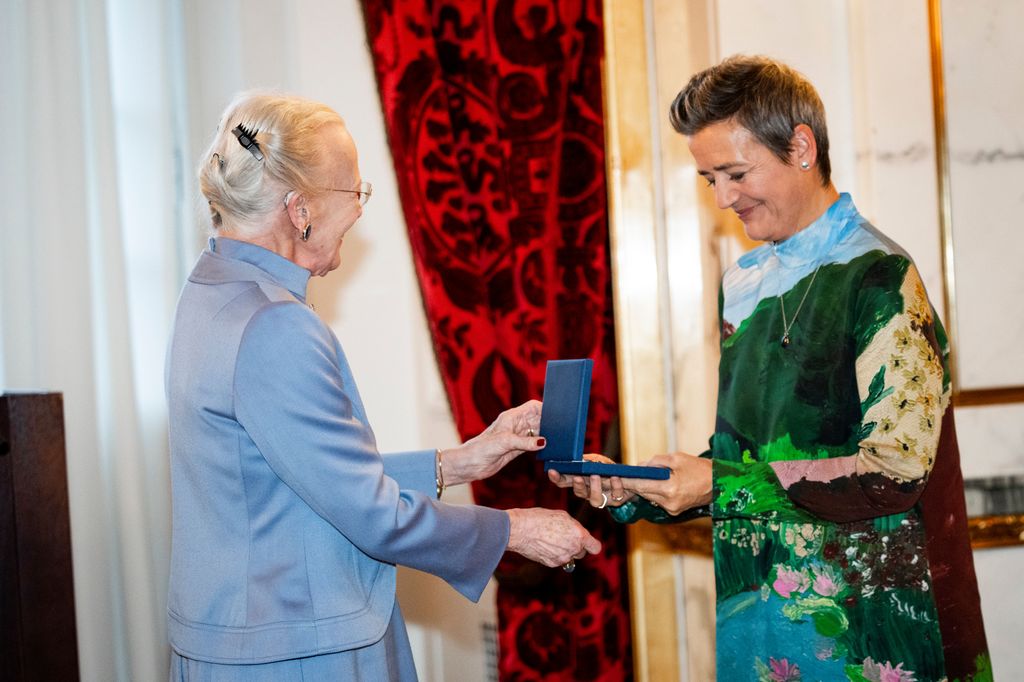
[[299, 207, 311, 241]]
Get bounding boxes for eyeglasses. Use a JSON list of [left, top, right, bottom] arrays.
[[326, 181, 373, 206]]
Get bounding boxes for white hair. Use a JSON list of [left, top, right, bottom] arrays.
[[197, 91, 345, 233]]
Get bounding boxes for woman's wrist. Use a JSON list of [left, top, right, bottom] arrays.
[[505, 508, 522, 552], [438, 444, 485, 487]]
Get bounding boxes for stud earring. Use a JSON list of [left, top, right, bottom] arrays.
[[301, 224, 312, 241], [800, 161, 811, 170]]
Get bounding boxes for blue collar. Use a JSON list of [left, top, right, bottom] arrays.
[[195, 237, 311, 301]]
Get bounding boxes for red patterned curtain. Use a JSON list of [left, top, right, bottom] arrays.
[[362, 1, 631, 679]]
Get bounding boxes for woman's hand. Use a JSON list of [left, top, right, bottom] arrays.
[[547, 454, 635, 508], [443, 400, 545, 486], [550, 452, 713, 516], [627, 453, 713, 515], [506, 508, 602, 567]]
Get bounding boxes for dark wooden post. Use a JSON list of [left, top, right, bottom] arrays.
[[0, 393, 80, 681]]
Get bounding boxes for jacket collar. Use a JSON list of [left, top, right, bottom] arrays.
[[190, 237, 311, 302]]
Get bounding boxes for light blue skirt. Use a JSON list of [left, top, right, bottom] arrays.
[[170, 603, 417, 681]]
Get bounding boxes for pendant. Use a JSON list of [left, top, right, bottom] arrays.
[[780, 333, 791, 348]]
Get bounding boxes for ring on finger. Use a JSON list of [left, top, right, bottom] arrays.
[[526, 428, 535, 437], [612, 494, 624, 502], [596, 492, 608, 509], [563, 559, 575, 573]]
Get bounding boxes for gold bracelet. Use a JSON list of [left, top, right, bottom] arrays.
[[435, 448, 446, 499]]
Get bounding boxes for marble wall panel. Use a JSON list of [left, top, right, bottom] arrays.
[[850, 1, 944, 308], [955, 403, 1024, 479], [712, 1, 945, 300], [942, 0, 1024, 389], [715, 0, 859, 196]]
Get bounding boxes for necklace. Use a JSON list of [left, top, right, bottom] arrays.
[[779, 265, 820, 348]]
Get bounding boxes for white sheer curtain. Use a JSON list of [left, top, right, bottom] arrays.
[[0, 0, 193, 679]]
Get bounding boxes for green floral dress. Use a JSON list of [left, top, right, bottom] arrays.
[[613, 194, 990, 681]]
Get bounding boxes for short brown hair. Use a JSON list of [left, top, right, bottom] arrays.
[[669, 55, 831, 185]]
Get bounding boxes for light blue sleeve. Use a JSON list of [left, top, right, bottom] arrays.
[[382, 450, 437, 497], [233, 301, 508, 601]]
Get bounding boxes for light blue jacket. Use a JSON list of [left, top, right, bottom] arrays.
[[165, 238, 509, 664]]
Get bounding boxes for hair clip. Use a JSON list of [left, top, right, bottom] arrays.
[[232, 124, 264, 161]]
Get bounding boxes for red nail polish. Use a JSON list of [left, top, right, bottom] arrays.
[[537, 437, 546, 447]]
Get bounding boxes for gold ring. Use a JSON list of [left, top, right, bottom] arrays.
[[563, 559, 575, 573], [527, 428, 535, 437]]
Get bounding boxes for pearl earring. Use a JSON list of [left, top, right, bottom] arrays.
[[800, 161, 811, 170]]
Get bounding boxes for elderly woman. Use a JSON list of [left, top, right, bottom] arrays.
[[553, 57, 990, 681], [165, 92, 600, 680]]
